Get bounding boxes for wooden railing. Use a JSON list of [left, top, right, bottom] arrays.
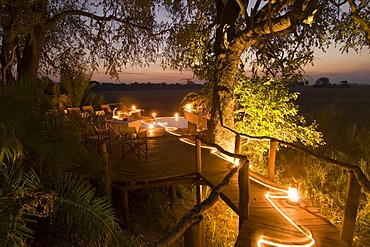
[[152, 135, 249, 247], [150, 127, 370, 246], [225, 127, 370, 246]]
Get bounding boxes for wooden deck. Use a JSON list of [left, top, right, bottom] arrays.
[[199, 148, 348, 247], [93, 127, 349, 246]]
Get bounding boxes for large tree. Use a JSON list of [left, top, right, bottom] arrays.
[[1, 0, 369, 150], [0, 0, 164, 84], [163, 1, 321, 150], [162, 0, 370, 151]]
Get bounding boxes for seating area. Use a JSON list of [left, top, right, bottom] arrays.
[[110, 121, 148, 158], [65, 103, 151, 159]]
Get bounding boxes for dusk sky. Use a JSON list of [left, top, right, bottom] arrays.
[[92, 46, 370, 85]]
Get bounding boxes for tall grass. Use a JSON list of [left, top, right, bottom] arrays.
[[129, 185, 238, 246], [273, 101, 370, 246]]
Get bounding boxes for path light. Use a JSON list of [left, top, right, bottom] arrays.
[[175, 113, 179, 120], [152, 112, 156, 119], [185, 104, 192, 111], [233, 158, 240, 167], [132, 105, 136, 110], [288, 187, 300, 204], [113, 108, 119, 119]]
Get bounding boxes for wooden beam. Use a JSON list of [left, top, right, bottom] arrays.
[[170, 185, 176, 208], [238, 161, 250, 229], [115, 177, 206, 191], [196, 185, 203, 204], [100, 142, 112, 202], [340, 172, 361, 245], [184, 217, 205, 247], [268, 140, 277, 182], [196, 138, 203, 204], [196, 138, 202, 175], [235, 134, 241, 166], [120, 189, 132, 231]]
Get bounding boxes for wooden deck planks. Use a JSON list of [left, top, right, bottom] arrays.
[[90, 130, 349, 246], [196, 143, 348, 247], [109, 130, 196, 183]]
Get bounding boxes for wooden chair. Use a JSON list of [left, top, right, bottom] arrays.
[[100, 104, 113, 121], [81, 105, 95, 115], [116, 125, 148, 158], [87, 124, 111, 152], [67, 107, 81, 115]]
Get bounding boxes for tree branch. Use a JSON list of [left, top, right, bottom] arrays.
[[347, 0, 370, 42], [47, 9, 156, 34]]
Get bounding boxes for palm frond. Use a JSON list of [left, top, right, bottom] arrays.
[[52, 174, 119, 244], [0, 163, 24, 195], [23, 167, 43, 190]]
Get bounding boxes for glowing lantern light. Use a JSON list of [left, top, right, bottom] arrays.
[[288, 187, 299, 203], [234, 158, 240, 167], [132, 105, 136, 110], [149, 124, 154, 129], [152, 112, 156, 119], [113, 108, 119, 119], [185, 104, 192, 111]]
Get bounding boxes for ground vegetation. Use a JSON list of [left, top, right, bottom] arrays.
[[0, 78, 129, 246]]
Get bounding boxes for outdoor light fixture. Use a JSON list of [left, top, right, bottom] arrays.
[[288, 187, 300, 205], [113, 108, 119, 119], [132, 105, 136, 110], [152, 112, 156, 119], [149, 124, 154, 129], [175, 113, 179, 120], [233, 158, 240, 167], [185, 104, 192, 111]]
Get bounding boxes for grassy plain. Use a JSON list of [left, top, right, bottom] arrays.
[[287, 86, 370, 246], [97, 88, 202, 117]]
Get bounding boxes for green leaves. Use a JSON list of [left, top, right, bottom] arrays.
[[234, 76, 324, 147], [51, 174, 118, 245]]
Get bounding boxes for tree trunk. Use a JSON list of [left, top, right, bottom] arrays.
[[208, 0, 243, 152], [18, 25, 46, 81], [209, 48, 242, 152]]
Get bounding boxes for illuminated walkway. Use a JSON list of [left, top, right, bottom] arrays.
[[73, 128, 349, 246], [199, 147, 348, 247]]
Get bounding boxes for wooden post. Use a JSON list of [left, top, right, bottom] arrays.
[[196, 138, 203, 204], [100, 142, 112, 201], [196, 138, 202, 175], [170, 185, 176, 208], [188, 122, 198, 135], [235, 134, 241, 160], [184, 217, 205, 247], [238, 159, 250, 230], [340, 172, 361, 245], [268, 140, 277, 182], [120, 189, 132, 231]]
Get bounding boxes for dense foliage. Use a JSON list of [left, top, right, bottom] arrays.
[[233, 76, 324, 172], [0, 79, 127, 246], [0, 0, 165, 83], [234, 76, 323, 147]]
